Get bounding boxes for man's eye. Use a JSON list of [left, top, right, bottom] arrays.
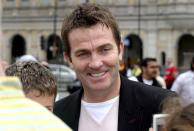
[[77, 52, 87, 57], [103, 48, 110, 52]]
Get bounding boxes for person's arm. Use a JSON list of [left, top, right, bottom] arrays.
[[171, 75, 182, 94]]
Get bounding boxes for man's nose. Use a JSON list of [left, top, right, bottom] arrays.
[[88, 54, 103, 69]]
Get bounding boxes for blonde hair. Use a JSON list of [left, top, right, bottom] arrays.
[[5, 61, 57, 97]]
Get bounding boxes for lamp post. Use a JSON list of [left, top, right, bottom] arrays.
[[53, 0, 57, 58], [138, 0, 141, 35], [53, 0, 57, 36]]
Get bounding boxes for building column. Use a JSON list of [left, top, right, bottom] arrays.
[[146, 29, 157, 58]]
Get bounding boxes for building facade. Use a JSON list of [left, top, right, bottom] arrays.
[[2, 0, 194, 72]]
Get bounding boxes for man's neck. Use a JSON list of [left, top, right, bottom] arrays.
[[82, 79, 121, 103], [83, 91, 120, 103], [142, 73, 152, 80]]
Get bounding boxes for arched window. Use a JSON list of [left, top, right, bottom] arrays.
[[123, 34, 143, 64], [11, 34, 26, 63]]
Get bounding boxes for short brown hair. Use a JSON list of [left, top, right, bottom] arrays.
[[61, 3, 121, 59], [163, 103, 194, 131], [5, 61, 57, 97]]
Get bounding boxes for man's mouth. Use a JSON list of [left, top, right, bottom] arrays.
[[90, 72, 106, 77]]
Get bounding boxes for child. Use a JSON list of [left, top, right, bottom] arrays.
[[5, 61, 57, 112]]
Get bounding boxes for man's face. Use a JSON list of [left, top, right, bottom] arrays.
[[66, 24, 123, 97], [143, 61, 159, 79], [25, 89, 55, 112]]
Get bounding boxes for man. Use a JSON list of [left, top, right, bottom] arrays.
[[54, 3, 173, 131], [164, 58, 178, 89], [129, 58, 162, 88], [5, 61, 57, 112], [171, 57, 194, 103]]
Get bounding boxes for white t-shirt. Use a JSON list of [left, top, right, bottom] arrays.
[[129, 76, 153, 86], [142, 78, 153, 85], [81, 96, 119, 123], [171, 70, 194, 103]]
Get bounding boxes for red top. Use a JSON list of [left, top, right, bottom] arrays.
[[165, 66, 178, 86]]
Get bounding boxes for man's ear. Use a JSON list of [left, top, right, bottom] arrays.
[[119, 41, 124, 61], [64, 53, 74, 69], [142, 66, 146, 73]]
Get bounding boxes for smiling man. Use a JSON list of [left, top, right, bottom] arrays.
[[54, 3, 174, 131]]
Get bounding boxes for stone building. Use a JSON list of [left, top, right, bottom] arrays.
[[2, 0, 194, 72]]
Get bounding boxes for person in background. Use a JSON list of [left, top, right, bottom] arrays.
[[54, 3, 173, 131], [14, 54, 61, 101], [1, 60, 8, 71], [16, 54, 38, 62], [171, 56, 194, 103], [119, 59, 127, 77], [41, 60, 50, 69], [0, 3, 71, 130], [0, 77, 72, 131], [5, 61, 57, 112], [129, 58, 162, 88], [131, 63, 141, 76], [126, 64, 132, 78], [149, 96, 191, 131], [163, 103, 194, 131], [164, 58, 178, 89], [161, 96, 194, 131], [156, 66, 166, 89], [126, 57, 132, 78]]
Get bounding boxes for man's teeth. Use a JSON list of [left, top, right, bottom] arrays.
[[91, 72, 105, 77]]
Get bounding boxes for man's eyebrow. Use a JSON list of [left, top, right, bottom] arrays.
[[74, 43, 113, 54], [98, 43, 113, 48], [74, 49, 88, 54]]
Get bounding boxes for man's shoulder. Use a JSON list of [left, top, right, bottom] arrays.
[[121, 76, 174, 109], [54, 89, 82, 114], [176, 70, 192, 80], [181, 70, 193, 76], [55, 90, 81, 106]]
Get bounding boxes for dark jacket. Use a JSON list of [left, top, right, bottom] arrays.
[[54, 75, 173, 131], [137, 75, 162, 88]]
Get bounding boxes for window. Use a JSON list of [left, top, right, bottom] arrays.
[[6, 0, 14, 6], [6, 0, 14, 3], [6, 0, 14, 2], [21, 0, 29, 2], [42, 0, 51, 4]]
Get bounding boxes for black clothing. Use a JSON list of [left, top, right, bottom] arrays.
[[54, 75, 173, 131], [137, 75, 162, 88]]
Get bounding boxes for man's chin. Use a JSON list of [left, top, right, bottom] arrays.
[[86, 83, 109, 91]]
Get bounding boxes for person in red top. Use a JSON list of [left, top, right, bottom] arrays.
[[164, 58, 178, 89]]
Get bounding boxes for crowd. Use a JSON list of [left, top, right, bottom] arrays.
[[1, 2, 194, 131], [120, 56, 194, 104]]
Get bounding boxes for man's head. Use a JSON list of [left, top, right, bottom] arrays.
[[61, 3, 121, 60], [62, 3, 123, 102], [167, 58, 174, 67], [163, 103, 194, 131], [191, 57, 194, 71], [5, 61, 57, 112], [140, 58, 159, 80]]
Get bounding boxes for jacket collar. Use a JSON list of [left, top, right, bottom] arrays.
[[118, 75, 144, 131], [68, 75, 144, 131]]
